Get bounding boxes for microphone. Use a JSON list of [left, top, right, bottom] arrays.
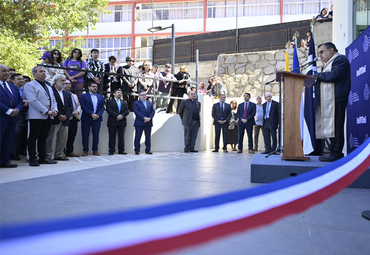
[[304, 58, 318, 67]]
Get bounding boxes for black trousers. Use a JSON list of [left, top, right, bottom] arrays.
[[127, 95, 137, 112], [214, 123, 228, 150], [167, 88, 186, 113], [28, 118, 52, 160], [108, 126, 126, 153], [263, 118, 277, 152], [12, 112, 27, 155], [238, 123, 253, 150], [65, 117, 79, 155], [330, 100, 347, 158]]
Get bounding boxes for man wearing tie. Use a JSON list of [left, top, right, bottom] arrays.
[[237, 92, 256, 154], [262, 92, 279, 154], [133, 91, 155, 155], [212, 94, 232, 152], [0, 65, 23, 168], [106, 89, 129, 155], [10, 73, 29, 161], [80, 82, 105, 156]]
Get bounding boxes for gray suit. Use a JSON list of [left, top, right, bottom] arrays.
[[24, 80, 57, 120], [178, 99, 201, 151], [24, 80, 58, 161]]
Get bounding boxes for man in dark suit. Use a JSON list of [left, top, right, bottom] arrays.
[[103, 56, 121, 96], [106, 89, 129, 155], [212, 94, 232, 152], [46, 74, 73, 161], [314, 42, 351, 162], [80, 82, 105, 156], [178, 91, 201, 153], [10, 73, 29, 161], [262, 92, 279, 154], [24, 66, 59, 166], [0, 65, 24, 168], [133, 91, 155, 155], [121, 56, 139, 111], [167, 66, 191, 113], [237, 92, 256, 154]]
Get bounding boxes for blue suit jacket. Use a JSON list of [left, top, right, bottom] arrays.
[[133, 100, 155, 127], [80, 92, 105, 122], [237, 101, 256, 126], [0, 82, 24, 125]]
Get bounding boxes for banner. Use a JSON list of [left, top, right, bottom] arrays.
[[345, 26, 370, 153]]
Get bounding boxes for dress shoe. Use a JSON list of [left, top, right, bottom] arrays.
[[212, 150, 219, 152], [93, 151, 100, 156], [81, 151, 88, 156], [135, 151, 140, 155], [118, 152, 127, 155], [108, 152, 114, 155], [54, 156, 69, 161], [190, 150, 198, 152], [29, 159, 40, 167], [237, 150, 243, 153], [248, 149, 255, 154], [261, 151, 271, 154], [11, 154, 21, 161], [66, 152, 80, 157], [223, 150, 228, 153], [319, 154, 341, 162], [232, 148, 238, 151], [38, 158, 57, 164], [1, 162, 18, 168], [146, 151, 153, 154], [184, 150, 189, 153]]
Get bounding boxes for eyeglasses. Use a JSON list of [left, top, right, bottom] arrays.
[[318, 49, 329, 55]]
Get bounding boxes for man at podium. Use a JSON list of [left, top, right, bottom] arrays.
[[314, 42, 351, 162]]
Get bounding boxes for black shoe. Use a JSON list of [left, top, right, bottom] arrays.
[[1, 162, 18, 168], [29, 159, 40, 167], [118, 152, 127, 155], [319, 155, 340, 162], [108, 152, 114, 155], [38, 158, 58, 164], [223, 150, 228, 153], [261, 151, 271, 154], [13, 154, 21, 161], [184, 150, 189, 153], [212, 150, 219, 152], [190, 150, 198, 153]]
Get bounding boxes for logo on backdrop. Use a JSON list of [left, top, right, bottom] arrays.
[[356, 116, 367, 124], [349, 48, 360, 64], [364, 84, 370, 100], [349, 134, 360, 148], [348, 91, 360, 105], [356, 65, 366, 77], [364, 35, 369, 53]]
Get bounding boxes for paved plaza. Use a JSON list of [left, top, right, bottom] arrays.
[[1, 151, 369, 254]]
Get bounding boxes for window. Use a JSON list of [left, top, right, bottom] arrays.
[[99, 5, 132, 23], [207, 0, 280, 18], [283, 1, 333, 15], [136, 1, 203, 21], [78, 37, 132, 63]]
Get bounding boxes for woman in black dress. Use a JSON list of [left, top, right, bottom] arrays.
[[227, 100, 238, 151]]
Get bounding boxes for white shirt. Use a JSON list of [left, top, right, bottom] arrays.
[[57, 89, 64, 105], [89, 92, 98, 113], [1, 81, 15, 115]]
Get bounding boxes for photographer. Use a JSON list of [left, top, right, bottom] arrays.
[[166, 66, 191, 113]]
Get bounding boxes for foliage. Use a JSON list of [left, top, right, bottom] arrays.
[[0, 0, 109, 75]]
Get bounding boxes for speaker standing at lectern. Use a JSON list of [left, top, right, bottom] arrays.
[[314, 42, 351, 162]]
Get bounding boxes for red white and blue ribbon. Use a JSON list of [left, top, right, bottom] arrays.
[[1, 139, 369, 255]]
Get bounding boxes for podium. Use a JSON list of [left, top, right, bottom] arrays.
[[276, 71, 316, 161]]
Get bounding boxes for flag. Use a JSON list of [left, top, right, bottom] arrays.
[[303, 32, 318, 154], [284, 50, 289, 71], [292, 44, 300, 74]]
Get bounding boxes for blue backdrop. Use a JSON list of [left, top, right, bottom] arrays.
[[345, 26, 370, 153]]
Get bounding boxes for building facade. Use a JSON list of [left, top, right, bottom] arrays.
[[51, 0, 334, 64]]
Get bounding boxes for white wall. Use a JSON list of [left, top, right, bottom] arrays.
[[72, 94, 266, 154], [206, 16, 280, 32], [135, 20, 204, 34], [70, 22, 133, 37], [332, 0, 353, 53]]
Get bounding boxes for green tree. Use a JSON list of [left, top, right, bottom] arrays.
[[0, 0, 109, 75]]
